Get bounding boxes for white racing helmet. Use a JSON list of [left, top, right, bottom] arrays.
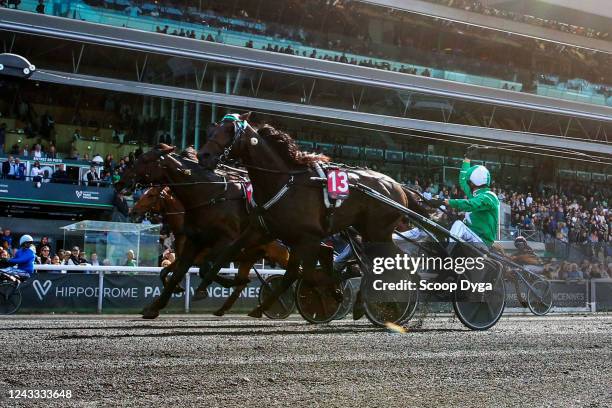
[[467, 165, 491, 187], [19, 234, 34, 247]]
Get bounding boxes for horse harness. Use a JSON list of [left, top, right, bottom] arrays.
[[219, 115, 349, 235]]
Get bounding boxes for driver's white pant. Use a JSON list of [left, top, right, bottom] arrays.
[[0, 267, 31, 279], [450, 220, 483, 243]]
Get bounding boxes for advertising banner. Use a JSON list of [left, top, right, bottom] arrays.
[[18, 272, 261, 313], [505, 280, 588, 309], [593, 279, 612, 311], [0, 179, 114, 208]]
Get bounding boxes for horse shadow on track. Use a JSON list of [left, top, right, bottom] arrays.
[[49, 326, 465, 340], [12, 323, 308, 332]]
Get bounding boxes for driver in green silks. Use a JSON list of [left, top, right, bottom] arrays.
[[438, 156, 500, 247]]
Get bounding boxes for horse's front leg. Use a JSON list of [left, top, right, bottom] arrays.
[[197, 227, 266, 299], [142, 239, 199, 319], [213, 261, 251, 316]]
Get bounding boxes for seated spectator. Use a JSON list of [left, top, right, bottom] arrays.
[[46, 145, 57, 159], [2, 155, 13, 179], [36, 246, 52, 264], [125, 250, 136, 267], [21, 143, 29, 158], [104, 154, 115, 172], [51, 164, 71, 184], [51, 255, 61, 265], [112, 169, 121, 184], [30, 160, 44, 187], [1, 229, 13, 250], [35, 0, 44, 14], [92, 153, 104, 165], [84, 165, 100, 187], [566, 263, 583, 280], [13, 158, 26, 180], [64, 246, 81, 266], [90, 252, 100, 266], [99, 170, 111, 186], [37, 236, 50, 250], [77, 250, 88, 264], [32, 143, 44, 159], [589, 263, 603, 279]]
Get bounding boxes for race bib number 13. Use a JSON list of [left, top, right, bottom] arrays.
[[327, 169, 349, 200], [245, 182, 254, 205]]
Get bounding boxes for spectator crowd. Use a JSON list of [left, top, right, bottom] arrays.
[[0, 228, 145, 269], [407, 175, 611, 255], [426, 0, 609, 41], [4, 0, 610, 103], [0, 138, 142, 188]]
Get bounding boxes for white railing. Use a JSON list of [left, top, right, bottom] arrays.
[[33, 265, 284, 313]]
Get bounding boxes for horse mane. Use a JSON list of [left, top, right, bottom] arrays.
[[256, 125, 330, 166], [179, 146, 198, 162]]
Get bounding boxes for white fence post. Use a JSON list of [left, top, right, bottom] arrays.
[[97, 270, 104, 314]]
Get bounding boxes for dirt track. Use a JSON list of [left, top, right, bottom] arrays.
[[0, 314, 610, 407]]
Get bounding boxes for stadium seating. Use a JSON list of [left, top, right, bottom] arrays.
[[11, 0, 611, 107]]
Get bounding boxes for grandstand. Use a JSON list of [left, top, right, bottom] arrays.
[[0, 0, 610, 252]]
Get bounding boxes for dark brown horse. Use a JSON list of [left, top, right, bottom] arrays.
[[131, 185, 291, 316], [197, 113, 429, 317], [116, 145, 276, 318]]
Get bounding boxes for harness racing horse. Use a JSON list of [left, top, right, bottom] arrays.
[[198, 112, 430, 319], [116, 146, 290, 319], [130, 185, 291, 316]]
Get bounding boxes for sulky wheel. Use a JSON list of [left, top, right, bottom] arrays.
[[527, 279, 553, 316], [453, 259, 506, 331], [398, 281, 420, 325], [333, 279, 356, 320], [360, 272, 417, 328], [0, 282, 22, 315], [258, 275, 296, 319], [295, 278, 342, 324]]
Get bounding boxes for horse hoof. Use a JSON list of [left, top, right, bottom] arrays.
[[141, 308, 160, 320], [213, 308, 226, 317], [248, 308, 263, 319], [192, 289, 208, 301]]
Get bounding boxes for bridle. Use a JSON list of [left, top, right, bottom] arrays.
[[212, 118, 309, 175], [209, 115, 247, 164]]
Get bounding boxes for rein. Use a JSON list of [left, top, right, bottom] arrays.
[[162, 194, 245, 215], [241, 163, 310, 175]]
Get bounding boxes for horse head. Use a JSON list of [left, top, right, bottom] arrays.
[[123, 144, 176, 189], [131, 186, 165, 220], [198, 112, 252, 169]]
